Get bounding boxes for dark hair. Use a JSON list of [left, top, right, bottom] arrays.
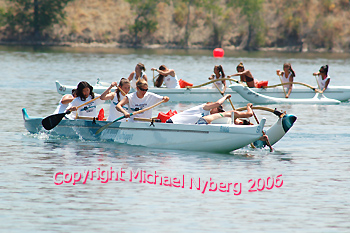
[[284, 63, 296, 78], [116, 78, 130, 101], [320, 65, 329, 75], [155, 65, 167, 88], [71, 88, 77, 95], [76, 81, 94, 101], [217, 105, 225, 112], [215, 65, 226, 79]]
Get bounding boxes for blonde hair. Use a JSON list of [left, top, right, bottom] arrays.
[[136, 78, 148, 88]]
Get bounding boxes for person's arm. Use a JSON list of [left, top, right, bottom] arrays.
[[313, 71, 320, 76], [151, 68, 175, 77], [100, 82, 117, 100], [285, 76, 294, 98], [203, 94, 231, 110], [116, 96, 130, 118], [127, 71, 135, 81], [208, 74, 215, 80], [233, 103, 253, 119], [322, 78, 330, 92], [61, 94, 75, 105], [143, 74, 148, 82]]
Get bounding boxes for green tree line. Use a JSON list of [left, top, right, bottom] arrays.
[[1, 0, 349, 51]]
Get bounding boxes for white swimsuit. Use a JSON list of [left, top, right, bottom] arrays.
[[281, 72, 293, 89]]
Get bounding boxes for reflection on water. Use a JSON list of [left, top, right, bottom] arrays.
[[1, 46, 350, 232]]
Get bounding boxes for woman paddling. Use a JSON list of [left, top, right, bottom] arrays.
[[127, 63, 148, 90], [276, 63, 296, 98], [116, 79, 169, 121], [313, 65, 330, 92], [66, 81, 104, 119], [100, 78, 131, 121], [208, 65, 227, 93], [229, 62, 257, 88], [152, 65, 180, 88]]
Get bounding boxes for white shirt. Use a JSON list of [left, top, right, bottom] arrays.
[[126, 92, 163, 122], [66, 94, 104, 119], [163, 74, 180, 88], [170, 104, 210, 124], [108, 93, 128, 122]]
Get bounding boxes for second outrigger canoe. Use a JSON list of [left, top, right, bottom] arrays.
[[22, 108, 297, 153], [56, 80, 350, 102], [229, 83, 341, 105]]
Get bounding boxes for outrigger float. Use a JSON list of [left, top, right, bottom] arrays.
[[229, 83, 341, 105], [56, 79, 350, 102], [22, 107, 297, 153]]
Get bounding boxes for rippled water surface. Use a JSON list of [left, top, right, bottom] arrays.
[[1, 46, 349, 232]]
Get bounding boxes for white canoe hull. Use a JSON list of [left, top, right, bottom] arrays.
[[56, 80, 350, 102], [22, 109, 266, 153], [229, 83, 341, 105], [22, 108, 297, 152]]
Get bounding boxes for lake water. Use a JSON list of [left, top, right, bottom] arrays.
[[1, 45, 349, 232]]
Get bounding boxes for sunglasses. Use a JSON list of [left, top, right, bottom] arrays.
[[139, 87, 148, 92]]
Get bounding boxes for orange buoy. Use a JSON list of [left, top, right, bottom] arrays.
[[213, 48, 224, 57]]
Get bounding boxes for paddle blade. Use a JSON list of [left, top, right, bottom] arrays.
[[95, 115, 127, 135], [42, 112, 67, 130]]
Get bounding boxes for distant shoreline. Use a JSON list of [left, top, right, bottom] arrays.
[[0, 41, 345, 53]]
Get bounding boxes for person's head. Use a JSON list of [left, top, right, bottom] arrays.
[[283, 63, 296, 77], [319, 65, 329, 75], [236, 62, 244, 72], [136, 79, 148, 96], [210, 104, 225, 114], [71, 88, 77, 98], [76, 81, 94, 101], [155, 65, 168, 87], [214, 65, 225, 78], [135, 63, 146, 73], [116, 78, 131, 101]]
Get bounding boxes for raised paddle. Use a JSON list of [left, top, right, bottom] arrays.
[[95, 99, 166, 135], [42, 96, 101, 130], [252, 110, 273, 152]]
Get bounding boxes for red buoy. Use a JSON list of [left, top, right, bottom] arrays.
[[213, 48, 224, 57]]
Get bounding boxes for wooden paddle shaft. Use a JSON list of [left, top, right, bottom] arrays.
[[213, 82, 235, 110], [76, 96, 101, 109]]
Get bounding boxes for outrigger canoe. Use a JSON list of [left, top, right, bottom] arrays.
[[56, 80, 350, 102], [229, 83, 341, 105], [22, 108, 297, 153]]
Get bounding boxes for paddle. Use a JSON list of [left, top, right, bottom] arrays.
[[252, 110, 273, 152], [213, 82, 236, 110], [42, 96, 101, 130], [314, 74, 324, 94], [264, 82, 320, 93], [278, 75, 287, 98], [95, 99, 166, 135], [186, 78, 241, 89]]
